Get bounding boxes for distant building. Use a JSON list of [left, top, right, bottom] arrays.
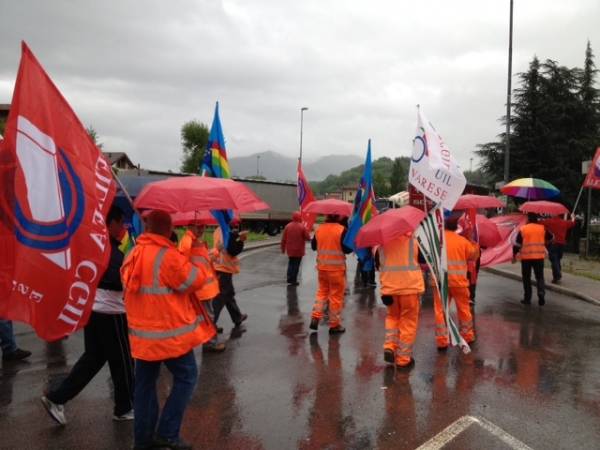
[[341, 186, 357, 203], [103, 152, 137, 170], [325, 191, 342, 200]]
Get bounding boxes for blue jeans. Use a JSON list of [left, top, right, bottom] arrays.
[[0, 320, 17, 355], [548, 244, 564, 281], [134, 351, 198, 446]]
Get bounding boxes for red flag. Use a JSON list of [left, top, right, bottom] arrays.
[[297, 159, 316, 230], [583, 147, 600, 189], [0, 42, 116, 341]]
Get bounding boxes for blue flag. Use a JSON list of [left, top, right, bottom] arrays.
[[343, 139, 377, 267], [201, 102, 234, 248]]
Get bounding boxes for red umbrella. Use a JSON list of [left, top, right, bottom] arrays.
[[356, 206, 426, 247], [458, 214, 502, 248], [454, 194, 505, 210], [519, 200, 568, 216], [134, 176, 269, 213], [303, 199, 353, 217], [171, 210, 240, 226]]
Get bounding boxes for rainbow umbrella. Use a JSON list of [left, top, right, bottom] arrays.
[[500, 178, 559, 200]]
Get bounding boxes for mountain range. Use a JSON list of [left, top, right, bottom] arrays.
[[229, 151, 363, 181]]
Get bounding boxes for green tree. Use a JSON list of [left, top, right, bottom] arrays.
[[389, 157, 408, 194], [86, 125, 103, 148], [180, 120, 209, 173]]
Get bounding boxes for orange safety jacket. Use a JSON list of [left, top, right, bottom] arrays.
[[379, 235, 424, 295], [121, 233, 216, 361], [519, 223, 546, 260], [178, 230, 220, 301], [212, 227, 241, 274], [315, 222, 346, 272], [445, 230, 479, 288]]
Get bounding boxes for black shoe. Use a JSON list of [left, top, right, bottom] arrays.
[[551, 279, 559, 284], [234, 314, 248, 327], [329, 326, 346, 335], [216, 327, 223, 334], [309, 318, 319, 330], [396, 358, 415, 370], [520, 299, 531, 305], [383, 349, 395, 364], [2, 348, 31, 361], [202, 342, 226, 353], [437, 346, 448, 352], [153, 437, 192, 450], [538, 298, 546, 306]]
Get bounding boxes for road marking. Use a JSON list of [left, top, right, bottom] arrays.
[[415, 415, 533, 450]]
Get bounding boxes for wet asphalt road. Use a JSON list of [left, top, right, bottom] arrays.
[[2, 246, 600, 450]]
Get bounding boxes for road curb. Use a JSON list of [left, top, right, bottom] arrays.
[[483, 267, 600, 307], [242, 240, 280, 255]]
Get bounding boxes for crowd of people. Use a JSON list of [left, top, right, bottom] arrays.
[[1, 202, 574, 450]]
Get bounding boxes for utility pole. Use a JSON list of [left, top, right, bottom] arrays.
[[256, 155, 260, 177], [504, 0, 514, 184], [299, 107, 308, 161]]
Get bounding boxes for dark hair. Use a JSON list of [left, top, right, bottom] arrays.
[[107, 205, 124, 225], [527, 212, 538, 223], [445, 218, 458, 231], [146, 210, 172, 237]]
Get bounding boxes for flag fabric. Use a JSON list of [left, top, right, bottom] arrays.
[[583, 147, 600, 189], [0, 42, 116, 341], [297, 159, 316, 230], [119, 212, 142, 256], [201, 102, 234, 247], [344, 139, 378, 267], [409, 107, 467, 210], [416, 206, 470, 352]]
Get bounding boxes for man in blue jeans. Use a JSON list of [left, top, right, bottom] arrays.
[[0, 319, 31, 361]]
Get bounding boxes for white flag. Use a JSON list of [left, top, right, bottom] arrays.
[[409, 107, 466, 210]]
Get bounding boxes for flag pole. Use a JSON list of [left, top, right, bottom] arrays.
[[572, 183, 585, 215]]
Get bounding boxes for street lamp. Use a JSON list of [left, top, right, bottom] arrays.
[[256, 155, 261, 177], [299, 107, 309, 161], [504, 0, 514, 184]]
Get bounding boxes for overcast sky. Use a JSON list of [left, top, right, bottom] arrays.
[[1, 0, 599, 174]]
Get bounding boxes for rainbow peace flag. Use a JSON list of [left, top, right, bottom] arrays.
[[344, 139, 378, 262], [201, 102, 231, 179], [118, 212, 142, 256], [201, 102, 234, 247]]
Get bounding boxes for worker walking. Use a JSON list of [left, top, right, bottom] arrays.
[[434, 219, 480, 350], [541, 214, 575, 284], [309, 215, 352, 334], [281, 211, 311, 285], [121, 210, 215, 450], [377, 234, 424, 369], [179, 225, 225, 353], [41, 206, 134, 426], [212, 221, 248, 328], [513, 213, 553, 306]]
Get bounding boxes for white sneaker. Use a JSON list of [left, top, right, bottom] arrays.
[[113, 409, 134, 421], [41, 396, 67, 425]]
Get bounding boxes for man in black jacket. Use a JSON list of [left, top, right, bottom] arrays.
[[41, 205, 134, 426]]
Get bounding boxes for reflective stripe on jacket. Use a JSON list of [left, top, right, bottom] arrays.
[[178, 230, 220, 301], [315, 222, 346, 272], [519, 223, 546, 260], [121, 233, 215, 361], [379, 235, 424, 295], [212, 227, 241, 274], [445, 230, 479, 288]]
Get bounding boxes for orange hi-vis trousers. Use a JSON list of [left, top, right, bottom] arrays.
[[312, 270, 346, 328], [383, 294, 420, 366], [433, 286, 475, 348]]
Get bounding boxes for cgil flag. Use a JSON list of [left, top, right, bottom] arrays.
[[583, 147, 600, 189], [0, 42, 116, 341], [344, 139, 378, 267], [297, 159, 316, 230], [201, 102, 234, 247], [409, 107, 466, 210]]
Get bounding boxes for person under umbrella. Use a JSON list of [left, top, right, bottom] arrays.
[[280, 211, 311, 286]]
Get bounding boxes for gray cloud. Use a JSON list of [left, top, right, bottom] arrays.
[[1, 0, 599, 175]]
